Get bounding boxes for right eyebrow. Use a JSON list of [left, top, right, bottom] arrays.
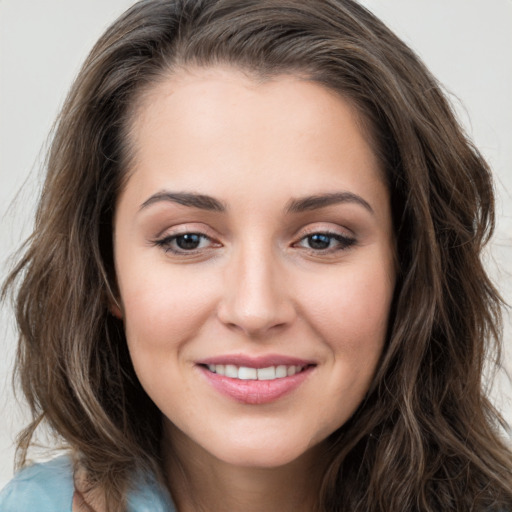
[[139, 191, 227, 212]]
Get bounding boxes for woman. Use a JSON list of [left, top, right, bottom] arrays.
[[1, 0, 511, 510]]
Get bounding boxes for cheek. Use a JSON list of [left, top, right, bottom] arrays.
[[294, 255, 394, 421], [299, 261, 394, 347], [304, 265, 393, 432], [120, 268, 219, 355], [119, 271, 219, 409]]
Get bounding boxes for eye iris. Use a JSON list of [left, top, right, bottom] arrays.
[[308, 234, 331, 249], [176, 233, 201, 250]]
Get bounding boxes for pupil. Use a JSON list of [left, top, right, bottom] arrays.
[[308, 234, 331, 249], [176, 234, 201, 250]]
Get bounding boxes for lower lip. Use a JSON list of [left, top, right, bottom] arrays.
[[198, 365, 314, 405]]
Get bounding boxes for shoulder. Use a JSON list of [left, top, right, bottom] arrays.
[[128, 471, 177, 512], [0, 455, 74, 512]]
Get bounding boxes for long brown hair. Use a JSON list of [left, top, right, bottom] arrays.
[[3, 0, 511, 510]]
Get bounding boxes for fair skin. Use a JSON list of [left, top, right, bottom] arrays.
[[111, 66, 395, 512]]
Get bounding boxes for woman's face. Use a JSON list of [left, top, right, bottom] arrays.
[[113, 66, 395, 468]]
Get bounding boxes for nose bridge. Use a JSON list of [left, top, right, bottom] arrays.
[[218, 237, 293, 335]]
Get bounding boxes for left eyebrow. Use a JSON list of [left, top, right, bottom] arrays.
[[285, 192, 374, 215]]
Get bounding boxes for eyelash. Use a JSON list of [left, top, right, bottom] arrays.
[[152, 232, 216, 255], [294, 231, 356, 253], [152, 230, 356, 256]]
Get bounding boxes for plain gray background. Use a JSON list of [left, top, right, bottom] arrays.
[[1, 0, 511, 489]]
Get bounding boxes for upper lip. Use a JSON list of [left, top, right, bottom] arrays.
[[196, 354, 316, 369]]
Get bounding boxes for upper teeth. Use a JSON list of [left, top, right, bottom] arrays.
[[206, 364, 304, 380]]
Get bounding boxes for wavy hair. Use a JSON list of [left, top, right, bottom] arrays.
[[3, 0, 512, 510]]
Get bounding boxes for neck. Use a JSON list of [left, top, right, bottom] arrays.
[[162, 423, 325, 512]]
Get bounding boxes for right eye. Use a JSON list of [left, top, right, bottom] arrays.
[[153, 232, 216, 254]]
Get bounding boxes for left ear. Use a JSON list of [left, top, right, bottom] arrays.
[[105, 270, 123, 319], [109, 300, 123, 319], [106, 287, 123, 319]]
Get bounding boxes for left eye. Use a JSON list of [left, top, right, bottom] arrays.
[[155, 233, 213, 253], [296, 232, 355, 251]]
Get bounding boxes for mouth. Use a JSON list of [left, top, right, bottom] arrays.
[[201, 363, 310, 381], [196, 356, 316, 405]]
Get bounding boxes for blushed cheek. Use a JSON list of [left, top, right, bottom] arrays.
[[121, 274, 218, 354], [299, 264, 393, 356]]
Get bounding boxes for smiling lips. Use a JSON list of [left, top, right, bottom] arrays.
[[197, 356, 315, 405], [206, 363, 306, 380]]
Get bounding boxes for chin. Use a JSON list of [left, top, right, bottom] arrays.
[[206, 433, 322, 469]]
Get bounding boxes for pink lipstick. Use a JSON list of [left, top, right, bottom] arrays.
[[196, 354, 316, 405]]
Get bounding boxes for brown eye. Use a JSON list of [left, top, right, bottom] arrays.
[[297, 232, 356, 252], [175, 233, 202, 250], [307, 234, 332, 250], [154, 232, 215, 254]]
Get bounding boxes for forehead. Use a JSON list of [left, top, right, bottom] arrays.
[[129, 66, 377, 150], [120, 66, 387, 212]]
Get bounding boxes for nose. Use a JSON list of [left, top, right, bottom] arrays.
[[217, 243, 296, 337]]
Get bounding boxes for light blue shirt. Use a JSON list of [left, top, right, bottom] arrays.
[[0, 455, 176, 511]]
